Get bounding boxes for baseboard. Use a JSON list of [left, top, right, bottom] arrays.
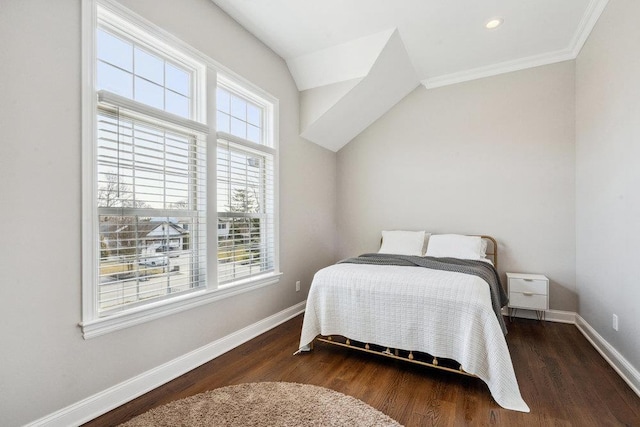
[[575, 315, 640, 398], [26, 301, 307, 427], [26, 302, 639, 426], [501, 307, 576, 324]]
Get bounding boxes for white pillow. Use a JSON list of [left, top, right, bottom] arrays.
[[480, 238, 488, 258], [379, 230, 428, 256], [425, 234, 484, 260]]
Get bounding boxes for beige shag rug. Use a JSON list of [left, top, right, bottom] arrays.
[[120, 382, 402, 426]]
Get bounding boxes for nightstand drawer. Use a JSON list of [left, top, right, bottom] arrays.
[[509, 278, 547, 295], [509, 292, 548, 310]]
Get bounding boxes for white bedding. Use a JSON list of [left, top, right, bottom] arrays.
[[299, 263, 530, 412]]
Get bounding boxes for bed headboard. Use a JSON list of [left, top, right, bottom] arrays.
[[378, 233, 498, 268]]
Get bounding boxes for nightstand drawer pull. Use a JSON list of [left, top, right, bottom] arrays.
[[522, 292, 534, 296], [523, 279, 533, 282]]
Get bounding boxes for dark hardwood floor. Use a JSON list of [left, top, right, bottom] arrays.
[[84, 315, 640, 426]]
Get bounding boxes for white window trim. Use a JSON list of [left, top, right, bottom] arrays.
[[80, 273, 281, 339], [81, 0, 281, 339]]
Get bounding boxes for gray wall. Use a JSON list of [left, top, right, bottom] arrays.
[[337, 61, 577, 312], [0, 1, 336, 425], [2, 0, 638, 424], [576, 0, 640, 371]]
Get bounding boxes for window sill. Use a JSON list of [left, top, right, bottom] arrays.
[[79, 272, 282, 339]]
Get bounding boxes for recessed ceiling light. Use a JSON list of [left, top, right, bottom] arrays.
[[485, 18, 504, 30]]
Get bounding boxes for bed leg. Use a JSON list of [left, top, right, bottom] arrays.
[[432, 357, 439, 366], [365, 343, 370, 350], [408, 351, 414, 360], [394, 349, 399, 356], [346, 338, 351, 346]]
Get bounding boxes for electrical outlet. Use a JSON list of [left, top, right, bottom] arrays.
[[296, 280, 301, 292], [612, 314, 619, 331]]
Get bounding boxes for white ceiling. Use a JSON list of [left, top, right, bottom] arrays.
[[212, 0, 608, 89], [211, 0, 608, 151]]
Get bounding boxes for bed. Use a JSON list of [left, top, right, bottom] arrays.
[[297, 232, 530, 412]]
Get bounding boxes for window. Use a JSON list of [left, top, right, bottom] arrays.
[[82, 2, 280, 338], [93, 17, 207, 317], [216, 82, 276, 285]]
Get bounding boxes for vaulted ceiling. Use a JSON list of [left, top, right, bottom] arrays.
[[212, 0, 609, 151]]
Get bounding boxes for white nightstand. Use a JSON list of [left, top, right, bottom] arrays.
[[506, 273, 549, 321]]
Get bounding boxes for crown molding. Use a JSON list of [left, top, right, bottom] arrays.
[[422, 0, 609, 90], [421, 48, 575, 89], [570, 0, 610, 57]]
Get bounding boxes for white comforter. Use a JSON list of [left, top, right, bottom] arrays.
[[299, 263, 530, 412]]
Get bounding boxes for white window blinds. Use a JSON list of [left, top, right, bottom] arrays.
[[96, 100, 206, 314], [216, 138, 275, 284]]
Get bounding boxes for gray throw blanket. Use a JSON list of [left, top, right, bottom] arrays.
[[338, 254, 509, 334]]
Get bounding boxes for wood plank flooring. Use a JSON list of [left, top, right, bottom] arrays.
[[84, 315, 640, 426]]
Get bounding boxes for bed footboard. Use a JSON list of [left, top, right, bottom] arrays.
[[315, 335, 477, 378]]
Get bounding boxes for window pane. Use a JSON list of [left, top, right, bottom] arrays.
[[134, 48, 164, 85], [217, 88, 230, 113], [165, 90, 189, 118], [217, 111, 230, 133], [216, 87, 265, 146], [230, 96, 246, 121], [98, 30, 193, 120], [247, 125, 261, 144], [97, 61, 133, 98], [247, 104, 261, 127], [97, 29, 133, 71], [134, 77, 164, 110], [166, 63, 190, 96], [230, 117, 246, 139], [217, 140, 274, 285]]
